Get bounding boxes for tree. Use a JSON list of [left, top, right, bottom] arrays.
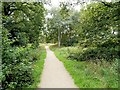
[[79, 1, 119, 47], [2, 2, 45, 89], [46, 3, 80, 47], [2, 2, 45, 47]]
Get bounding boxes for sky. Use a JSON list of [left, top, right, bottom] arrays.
[[50, 0, 112, 7], [44, 0, 81, 11], [44, 0, 112, 10]]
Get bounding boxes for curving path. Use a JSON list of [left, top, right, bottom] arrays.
[[38, 46, 78, 88]]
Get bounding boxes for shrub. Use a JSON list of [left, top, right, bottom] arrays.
[[68, 47, 118, 62], [2, 29, 34, 89], [2, 46, 34, 89]]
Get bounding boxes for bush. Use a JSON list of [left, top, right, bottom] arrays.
[[61, 38, 78, 46], [2, 46, 34, 89], [68, 47, 118, 62], [2, 29, 34, 89], [2, 62, 33, 89]]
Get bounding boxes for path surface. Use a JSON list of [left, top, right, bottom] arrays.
[[38, 46, 78, 88]]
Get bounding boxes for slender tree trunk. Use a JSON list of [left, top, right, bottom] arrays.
[[58, 29, 61, 47]]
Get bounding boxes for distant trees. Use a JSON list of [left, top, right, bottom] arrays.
[[46, 3, 80, 47]]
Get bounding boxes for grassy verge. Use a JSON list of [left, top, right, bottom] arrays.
[[50, 45, 118, 88], [29, 44, 46, 88]]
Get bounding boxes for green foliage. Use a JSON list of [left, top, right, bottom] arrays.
[[2, 30, 34, 89], [46, 6, 80, 46], [2, 2, 45, 90], [68, 47, 118, 61], [79, 2, 119, 47], [2, 2, 45, 47], [2, 30, 45, 89], [68, 1, 120, 62]]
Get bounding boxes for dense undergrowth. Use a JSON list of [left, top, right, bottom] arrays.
[[2, 40, 46, 89], [68, 46, 119, 62], [2, 28, 46, 89], [50, 45, 118, 88]]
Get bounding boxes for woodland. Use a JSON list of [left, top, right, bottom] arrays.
[[1, 0, 119, 89]]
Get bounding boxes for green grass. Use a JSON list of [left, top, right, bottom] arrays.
[[29, 44, 46, 88], [50, 45, 118, 88]]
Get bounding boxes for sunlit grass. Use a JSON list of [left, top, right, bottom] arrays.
[[50, 45, 118, 88], [29, 44, 46, 88]]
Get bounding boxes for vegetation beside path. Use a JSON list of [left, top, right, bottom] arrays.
[[29, 44, 46, 88], [50, 45, 118, 88]]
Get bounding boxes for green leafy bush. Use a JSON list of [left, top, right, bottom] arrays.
[[2, 29, 44, 89], [2, 47, 34, 89], [68, 47, 118, 62], [2, 29, 33, 89]]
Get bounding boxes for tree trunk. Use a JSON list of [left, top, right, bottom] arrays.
[[58, 29, 61, 47]]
